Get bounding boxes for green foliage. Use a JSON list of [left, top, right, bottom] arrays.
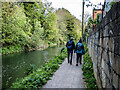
[[44, 12, 59, 44], [106, 2, 116, 9], [1, 2, 56, 54], [10, 48, 67, 88], [2, 45, 23, 55], [2, 3, 30, 46], [55, 8, 82, 42], [2, 2, 82, 55], [88, 13, 101, 29], [88, 17, 93, 27], [110, 2, 116, 9], [25, 64, 36, 75], [82, 43, 98, 88]]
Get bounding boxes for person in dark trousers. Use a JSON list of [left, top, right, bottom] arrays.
[[75, 39, 85, 66], [66, 37, 75, 65]]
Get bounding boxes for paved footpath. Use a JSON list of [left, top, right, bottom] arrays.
[[42, 53, 86, 88]]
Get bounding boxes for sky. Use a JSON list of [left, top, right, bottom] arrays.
[[48, 0, 104, 20]]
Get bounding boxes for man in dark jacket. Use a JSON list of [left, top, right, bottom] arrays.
[[74, 39, 85, 66], [66, 37, 75, 65]]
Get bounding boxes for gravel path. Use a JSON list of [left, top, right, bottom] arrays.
[[42, 53, 86, 88]]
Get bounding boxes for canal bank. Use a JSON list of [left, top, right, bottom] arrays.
[[9, 47, 67, 88], [2, 46, 64, 88]]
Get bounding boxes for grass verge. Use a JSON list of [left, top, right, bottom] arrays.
[[82, 43, 98, 88]]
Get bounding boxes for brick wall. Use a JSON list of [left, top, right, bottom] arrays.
[[88, 2, 120, 88]]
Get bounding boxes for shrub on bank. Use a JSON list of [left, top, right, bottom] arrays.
[[10, 48, 67, 88], [2, 45, 24, 55], [82, 43, 98, 88]]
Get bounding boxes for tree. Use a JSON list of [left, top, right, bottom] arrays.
[[55, 8, 82, 42], [84, 11, 91, 23], [2, 3, 31, 46]]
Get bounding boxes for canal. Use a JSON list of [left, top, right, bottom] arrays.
[[2, 46, 63, 88]]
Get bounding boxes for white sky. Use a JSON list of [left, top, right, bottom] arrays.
[[48, 0, 104, 21]]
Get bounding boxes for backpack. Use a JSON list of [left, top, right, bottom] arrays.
[[67, 41, 73, 50], [77, 42, 83, 51]]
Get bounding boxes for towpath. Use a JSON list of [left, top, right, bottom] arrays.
[[42, 53, 86, 88]]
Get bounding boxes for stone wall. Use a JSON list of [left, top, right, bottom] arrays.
[[88, 2, 120, 88], [0, 2, 2, 89]]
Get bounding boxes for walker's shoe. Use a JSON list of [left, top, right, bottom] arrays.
[[80, 62, 82, 64], [76, 64, 78, 66], [70, 62, 72, 65], [68, 61, 69, 63]]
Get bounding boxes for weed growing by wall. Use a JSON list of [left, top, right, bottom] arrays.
[[82, 43, 97, 88]]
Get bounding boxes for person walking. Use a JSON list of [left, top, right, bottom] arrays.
[[66, 37, 75, 65], [74, 39, 85, 66]]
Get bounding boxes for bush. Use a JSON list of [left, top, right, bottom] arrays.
[[2, 45, 23, 55]]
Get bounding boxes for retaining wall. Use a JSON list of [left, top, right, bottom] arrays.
[[88, 2, 120, 88]]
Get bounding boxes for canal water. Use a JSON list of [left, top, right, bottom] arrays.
[[2, 46, 63, 88]]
